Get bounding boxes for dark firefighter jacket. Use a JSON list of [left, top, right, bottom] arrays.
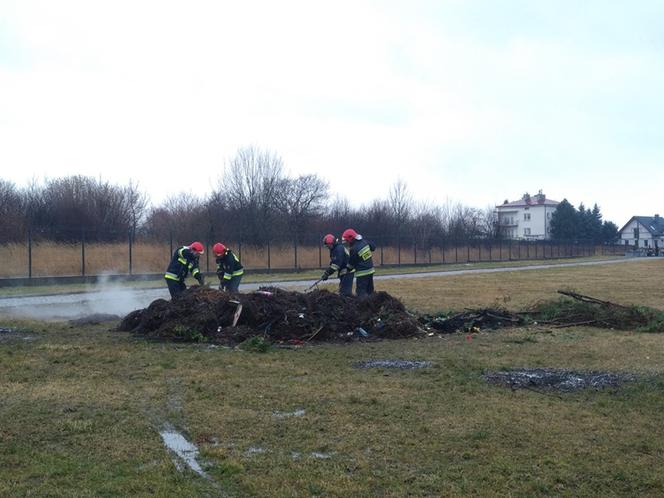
[[324, 241, 350, 278], [165, 246, 201, 282], [216, 250, 244, 281], [347, 238, 376, 278]]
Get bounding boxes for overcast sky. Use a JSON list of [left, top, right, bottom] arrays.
[[1, 0, 663, 224]]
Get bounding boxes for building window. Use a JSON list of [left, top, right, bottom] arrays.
[[524, 228, 531, 236], [524, 213, 531, 221], [633, 228, 639, 239], [644, 240, 649, 247]]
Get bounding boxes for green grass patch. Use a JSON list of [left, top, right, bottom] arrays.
[[1, 318, 664, 496]]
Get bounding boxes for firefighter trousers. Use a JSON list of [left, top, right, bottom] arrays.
[[355, 274, 374, 297]]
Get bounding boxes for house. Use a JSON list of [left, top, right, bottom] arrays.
[[618, 215, 664, 250], [495, 190, 560, 240]]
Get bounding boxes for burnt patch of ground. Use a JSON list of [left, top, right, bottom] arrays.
[[354, 360, 432, 370], [116, 286, 422, 345], [484, 368, 637, 392]]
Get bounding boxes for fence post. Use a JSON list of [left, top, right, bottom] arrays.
[[414, 241, 417, 264], [455, 241, 458, 263], [28, 228, 32, 279], [128, 230, 133, 275], [238, 241, 242, 265], [442, 241, 445, 264], [267, 240, 271, 272], [318, 240, 322, 268], [294, 238, 298, 271], [81, 228, 86, 277], [169, 230, 173, 259], [398, 236, 401, 266], [428, 247, 432, 265], [380, 244, 384, 266], [467, 242, 470, 263]]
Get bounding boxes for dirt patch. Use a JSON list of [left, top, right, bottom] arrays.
[[484, 368, 637, 392], [116, 287, 422, 345]]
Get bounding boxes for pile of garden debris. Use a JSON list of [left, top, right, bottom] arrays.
[[117, 288, 664, 345], [418, 290, 664, 333], [116, 286, 422, 345]]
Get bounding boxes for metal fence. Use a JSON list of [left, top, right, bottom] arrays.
[[0, 227, 629, 281]]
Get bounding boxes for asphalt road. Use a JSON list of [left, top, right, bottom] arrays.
[[0, 257, 645, 320]]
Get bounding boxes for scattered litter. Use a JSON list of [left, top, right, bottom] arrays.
[[355, 327, 369, 337], [354, 360, 432, 370], [159, 427, 207, 478], [0, 327, 17, 333], [484, 368, 638, 392], [291, 452, 302, 460], [420, 309, 524, 333], [273, 408, 305, 418]]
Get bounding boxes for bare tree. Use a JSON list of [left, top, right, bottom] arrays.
[[0, 179, 25, 242], [123, 180, 149, 237], [387, 179, 412, 251], [412, 201, 444, 248], [222, 145, 285, 243], [387, 178, 412, 227], [275, 174, 329, 242]]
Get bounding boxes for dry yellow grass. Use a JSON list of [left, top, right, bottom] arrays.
[[0, 240, 625, 278], [376, 259, 664, 313]]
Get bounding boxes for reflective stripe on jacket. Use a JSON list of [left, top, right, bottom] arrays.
[[327, 241, 351, 278], [348, 239, 375, 278], [164, 246, 201, 282], [216, 249, 244, 280]]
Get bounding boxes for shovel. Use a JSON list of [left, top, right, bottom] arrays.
[[305, 277, 324, 293]]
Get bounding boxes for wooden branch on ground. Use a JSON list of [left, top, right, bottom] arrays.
[[557, 290, 630, 309]]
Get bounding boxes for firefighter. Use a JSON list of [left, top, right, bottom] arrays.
[[320, 233, 354, 296], [164, 241, 205, 299], [213, 243, 244, 292], [342, 228, 376, 297]]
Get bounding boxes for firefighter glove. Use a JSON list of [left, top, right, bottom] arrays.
[[320, 272, 329, 281], [195, 273, 204, 285]]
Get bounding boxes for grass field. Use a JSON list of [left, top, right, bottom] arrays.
[[1, 259, 664, 497]]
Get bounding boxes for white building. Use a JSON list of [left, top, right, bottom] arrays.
[[495, 191, 560, 240], [618, 215, 664, 250]]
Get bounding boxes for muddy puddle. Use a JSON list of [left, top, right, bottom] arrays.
[[484, 368, 637, 392], [159, 427, 207, 478]]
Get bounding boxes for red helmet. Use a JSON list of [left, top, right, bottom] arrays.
[[213, 242, 226, 256], [342, 228, 358, 243], [322, 234, 335, 246], [189, 241, 204, 254]]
